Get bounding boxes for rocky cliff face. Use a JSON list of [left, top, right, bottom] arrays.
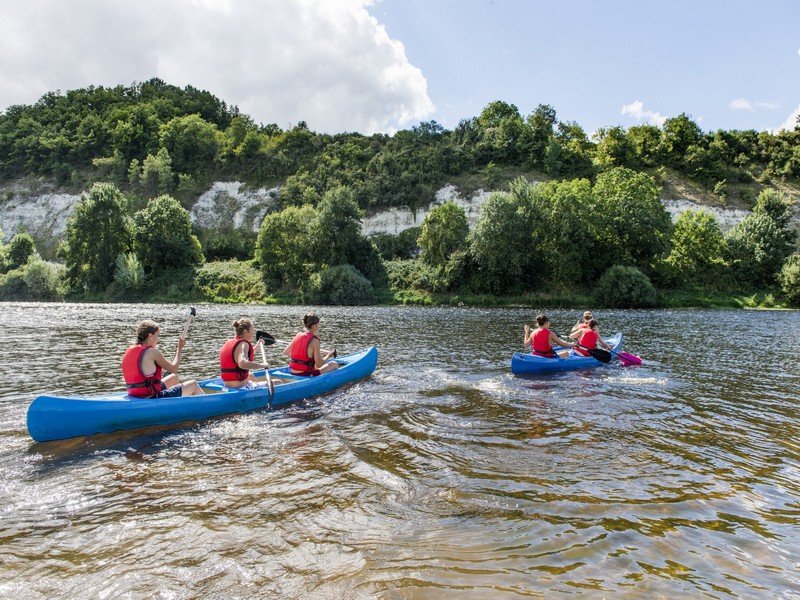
[[0, 179, 774, 254]]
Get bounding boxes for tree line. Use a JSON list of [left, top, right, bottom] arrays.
[[0, 79, 798, 306]]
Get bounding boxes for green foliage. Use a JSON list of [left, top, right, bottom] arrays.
[[64, 182, 132, 289], [8, 231, 36, 269], [590, 167, 671, 274], [666, 209, 728, 288], [417, 200, 469, 266], [159, 114, 221, 178], [310, 264, 376, 305], [194, 260, 266, 303], [23, 255, 65, 300], [519, 177, 595, 285], [0, 268, 27, 299], [369, 227, 420, 260], [132, 195, 204, 274], [255, 203, 316, 289], [594, 265, 658, 308], [199, 228, 256, 262], [724, 190, 795, 288], [114, 252, 145, 291], [138, 147, 174, 197], [779, 254, 800, 305], [468, 191, 541, 294]]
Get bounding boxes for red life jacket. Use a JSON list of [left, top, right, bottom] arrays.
[[532, 328, 557, 358], [122, 345, 165, 398], [220, 337, 253, 381], [289, 331, 319, 375], [575, 330, 599, 356]]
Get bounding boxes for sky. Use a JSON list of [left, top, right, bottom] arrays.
[[1, 0, 798, 136]]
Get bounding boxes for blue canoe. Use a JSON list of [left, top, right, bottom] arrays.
[[27, 346, 378, 442], [511, 333, 623, 375]]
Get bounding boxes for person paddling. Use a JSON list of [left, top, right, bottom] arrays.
[[571, 318, 612, 356], [524, 314, 576, 358], [570, 310, 594, 336], [122, 320, 203, 398], [283, 312, 339, 376], [220, 318, 284, 389]]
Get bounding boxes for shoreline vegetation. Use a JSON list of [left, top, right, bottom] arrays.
[[0, 79, 798, 309]]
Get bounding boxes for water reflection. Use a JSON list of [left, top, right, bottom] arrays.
[[0, 303, 799, 598]]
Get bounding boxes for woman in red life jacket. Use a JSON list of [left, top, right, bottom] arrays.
[[219, 318, 284, 389], [572, 318, 612, 356], [570, 310, 594, 337], [283, 312, 339, 376], [523, 313, 575, 358], [121, 320, 203, 398]]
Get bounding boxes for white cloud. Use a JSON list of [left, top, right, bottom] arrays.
[[621, 100, 666, 127], [775, 105, 800, 132], [0, 0, 434, 134], [729, 98, 778, 111]]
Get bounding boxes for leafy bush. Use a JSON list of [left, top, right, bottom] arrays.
[[114, 252, 145, 291], [779, 254, 800, 306], [594, 265, 657, 308], [310, 264, 376, 305], [8, 232, 37, 269], [194, 260, 266, 303], [0, 268, 28, 299], [23, 256, 65, 300]]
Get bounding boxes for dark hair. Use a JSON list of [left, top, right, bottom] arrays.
[[135, 320, 160, 344], [303, 312, 320, 328], [233, 318, 253, 337], [587, 319, 599, 329], [536, 313, 549, 327]]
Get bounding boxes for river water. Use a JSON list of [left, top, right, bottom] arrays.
[[0, 303, 799, 599]]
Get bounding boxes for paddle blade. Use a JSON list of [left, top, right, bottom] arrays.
[[618, 351, 642, 366], [588, 348, 612, 363], [255, 330, 276, 345]]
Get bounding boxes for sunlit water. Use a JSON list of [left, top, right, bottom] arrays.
[[1, 303, 799, 598]]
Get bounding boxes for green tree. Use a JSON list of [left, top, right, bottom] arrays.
[[139, 147, 174, 197], [779, 254, 800, 305], [590, 167, 671, 274], [724, 189, 796, 287], [468, 191, 541, 294], [519, 104, 556, 168], [522, 177, 595, 285], [132, 195, 203, 274], [308, 186, 372, 271], [417, 201, 469, 266], [659, 113, 702, 167], [666, 209, 727, 287], [8, 231, 37, 269], [159, 114, 221, 177], [593, 126, 634, 169], [64, 182, 132, 289], [255, 204, 317, 289]]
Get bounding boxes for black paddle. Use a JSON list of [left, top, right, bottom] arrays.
[[552, 330, 611, 364], [575, 343, 611, 363]]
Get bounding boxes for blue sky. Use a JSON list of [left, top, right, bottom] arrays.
[[369, 0, 800, 134], [1, 0, 798, 135]]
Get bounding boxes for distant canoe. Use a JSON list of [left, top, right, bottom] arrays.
[[511, 334, 623, 375], [27, 346, 378, 442]]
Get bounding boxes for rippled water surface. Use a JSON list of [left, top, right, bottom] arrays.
[[1, 303, 799, 598]]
